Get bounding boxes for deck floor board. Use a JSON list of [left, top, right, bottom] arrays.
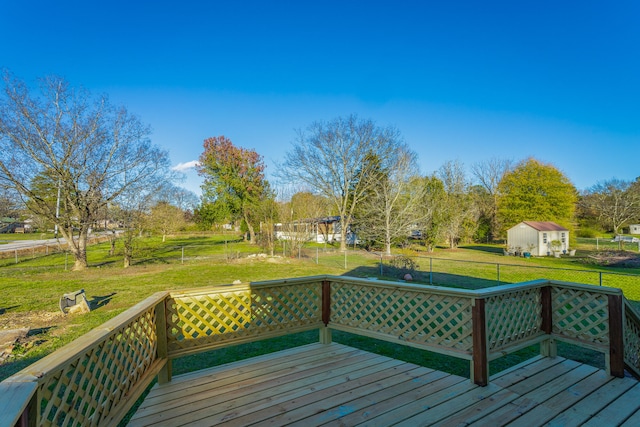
[[128, 343, 640, 427]]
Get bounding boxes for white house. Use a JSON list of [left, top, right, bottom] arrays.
[[274, 216, 357, 244], [506, 221, 569, 256], [630, 224, 640, 235]]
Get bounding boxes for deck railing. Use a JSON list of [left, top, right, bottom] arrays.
[[2, 276, 639, 426]]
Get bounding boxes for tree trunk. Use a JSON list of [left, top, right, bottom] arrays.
[[384, 228, 392, 256], [243, 211, 256, 244], [247, 222, 256, 244], [72, 246, 88, 270], [123, 230, 134, 268], [339, 217, 348, 252], [58, 225, 89, 271]]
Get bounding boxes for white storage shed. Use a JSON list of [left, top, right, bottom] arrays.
[[630, 224, 640, 235], [506, 221, 569, 256]]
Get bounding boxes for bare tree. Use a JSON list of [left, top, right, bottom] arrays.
[[471, 158, 512, 241], [277, 190, 331, 256], [0, 187, 20, 219], [113, 177, 167, 268], [438, 160, 478, 248], [160, 183, 200, 213], [0, 72, 171, 270], [353, 146, 425, 255], [148, 201, 187, 242], [280, 115, 404, 251], [255, 192, 279, 256], [581, 178, 640, 235]]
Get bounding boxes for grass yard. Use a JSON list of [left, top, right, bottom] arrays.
[[0, 233, 638, 383]]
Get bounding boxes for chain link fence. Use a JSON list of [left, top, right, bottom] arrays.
[[577, 237, 640, 252], [0, 235, 112, 268], [2, 237, 639, 300], [376, 254, 640, 301]]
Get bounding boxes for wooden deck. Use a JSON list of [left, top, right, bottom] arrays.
[[128, 343, 640, 427]]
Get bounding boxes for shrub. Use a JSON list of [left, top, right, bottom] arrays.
[[389, 255, 419, 272], [576, 227, 599, 238]]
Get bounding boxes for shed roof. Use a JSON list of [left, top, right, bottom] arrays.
[[520, 221, 568, 232]]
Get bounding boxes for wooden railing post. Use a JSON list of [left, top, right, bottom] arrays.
[[18, 389, 38, 427], [155, 297, 171, 384], [608, 294, 625, 378], [320, 280, 332, 344], [540, 286, 556, 357], [472, 298, 488, 386]]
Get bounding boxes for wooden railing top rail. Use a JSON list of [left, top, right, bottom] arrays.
[[168, 284, 250, 298], [253, 275, 624, 298]]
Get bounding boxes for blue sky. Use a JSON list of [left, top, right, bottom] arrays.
[[2, 1, 639, 195]]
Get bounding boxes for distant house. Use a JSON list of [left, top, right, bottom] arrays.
[[274, 216, 357, 244], [630, 224, 640, 235], [507, 221, 569, 256], [0, 217, 25, 234]]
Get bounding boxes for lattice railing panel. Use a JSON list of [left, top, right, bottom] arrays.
[[486, 288, 543, 351], [166, 283, 322, 354], [38, 306, 158, 427], [624, 302, 640, 377], [552, 287, 609, 345], [330, 282, 474, 353]]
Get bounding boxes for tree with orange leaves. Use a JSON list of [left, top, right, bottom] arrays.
[[197, 136, 270, 243]]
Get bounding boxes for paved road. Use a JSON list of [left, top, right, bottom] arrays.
[[0, 238, 71, 253]]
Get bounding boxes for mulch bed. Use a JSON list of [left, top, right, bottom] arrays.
[[581, 251, 640, 268]]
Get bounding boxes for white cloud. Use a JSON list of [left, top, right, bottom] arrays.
[[172, 160, 200, 171]]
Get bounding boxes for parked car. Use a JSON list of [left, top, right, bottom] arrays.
[[611, 235, 640, 243]]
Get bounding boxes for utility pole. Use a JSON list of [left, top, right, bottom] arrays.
[[54, 179, 61, 239]]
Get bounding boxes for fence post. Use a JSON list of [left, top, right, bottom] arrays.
[[181, 246, 184, 264], [429, 258, 433, 285], [497, 264, 500, 285], [540, 286, 556, 357], [155, 297, 171, 384], [18, 386, 39, 427], [472, 297, 488, 386], [380, 253, 383, 276], [599, 272, 603, 287], [320, 280, 332, 344], [608, 294, 624, 378]]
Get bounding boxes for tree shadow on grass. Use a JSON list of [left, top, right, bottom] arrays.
[[170, 236, 244, 247], [342, 265, 502, 290], [461, 245, 504, 255], [0, 305, 20, 315]]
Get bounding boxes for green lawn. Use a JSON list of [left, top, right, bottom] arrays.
[[0, 233, 637, 383]]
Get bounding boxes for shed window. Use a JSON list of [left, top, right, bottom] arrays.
[[561, 232, 566, 243], [543, 233, 547, 244]]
